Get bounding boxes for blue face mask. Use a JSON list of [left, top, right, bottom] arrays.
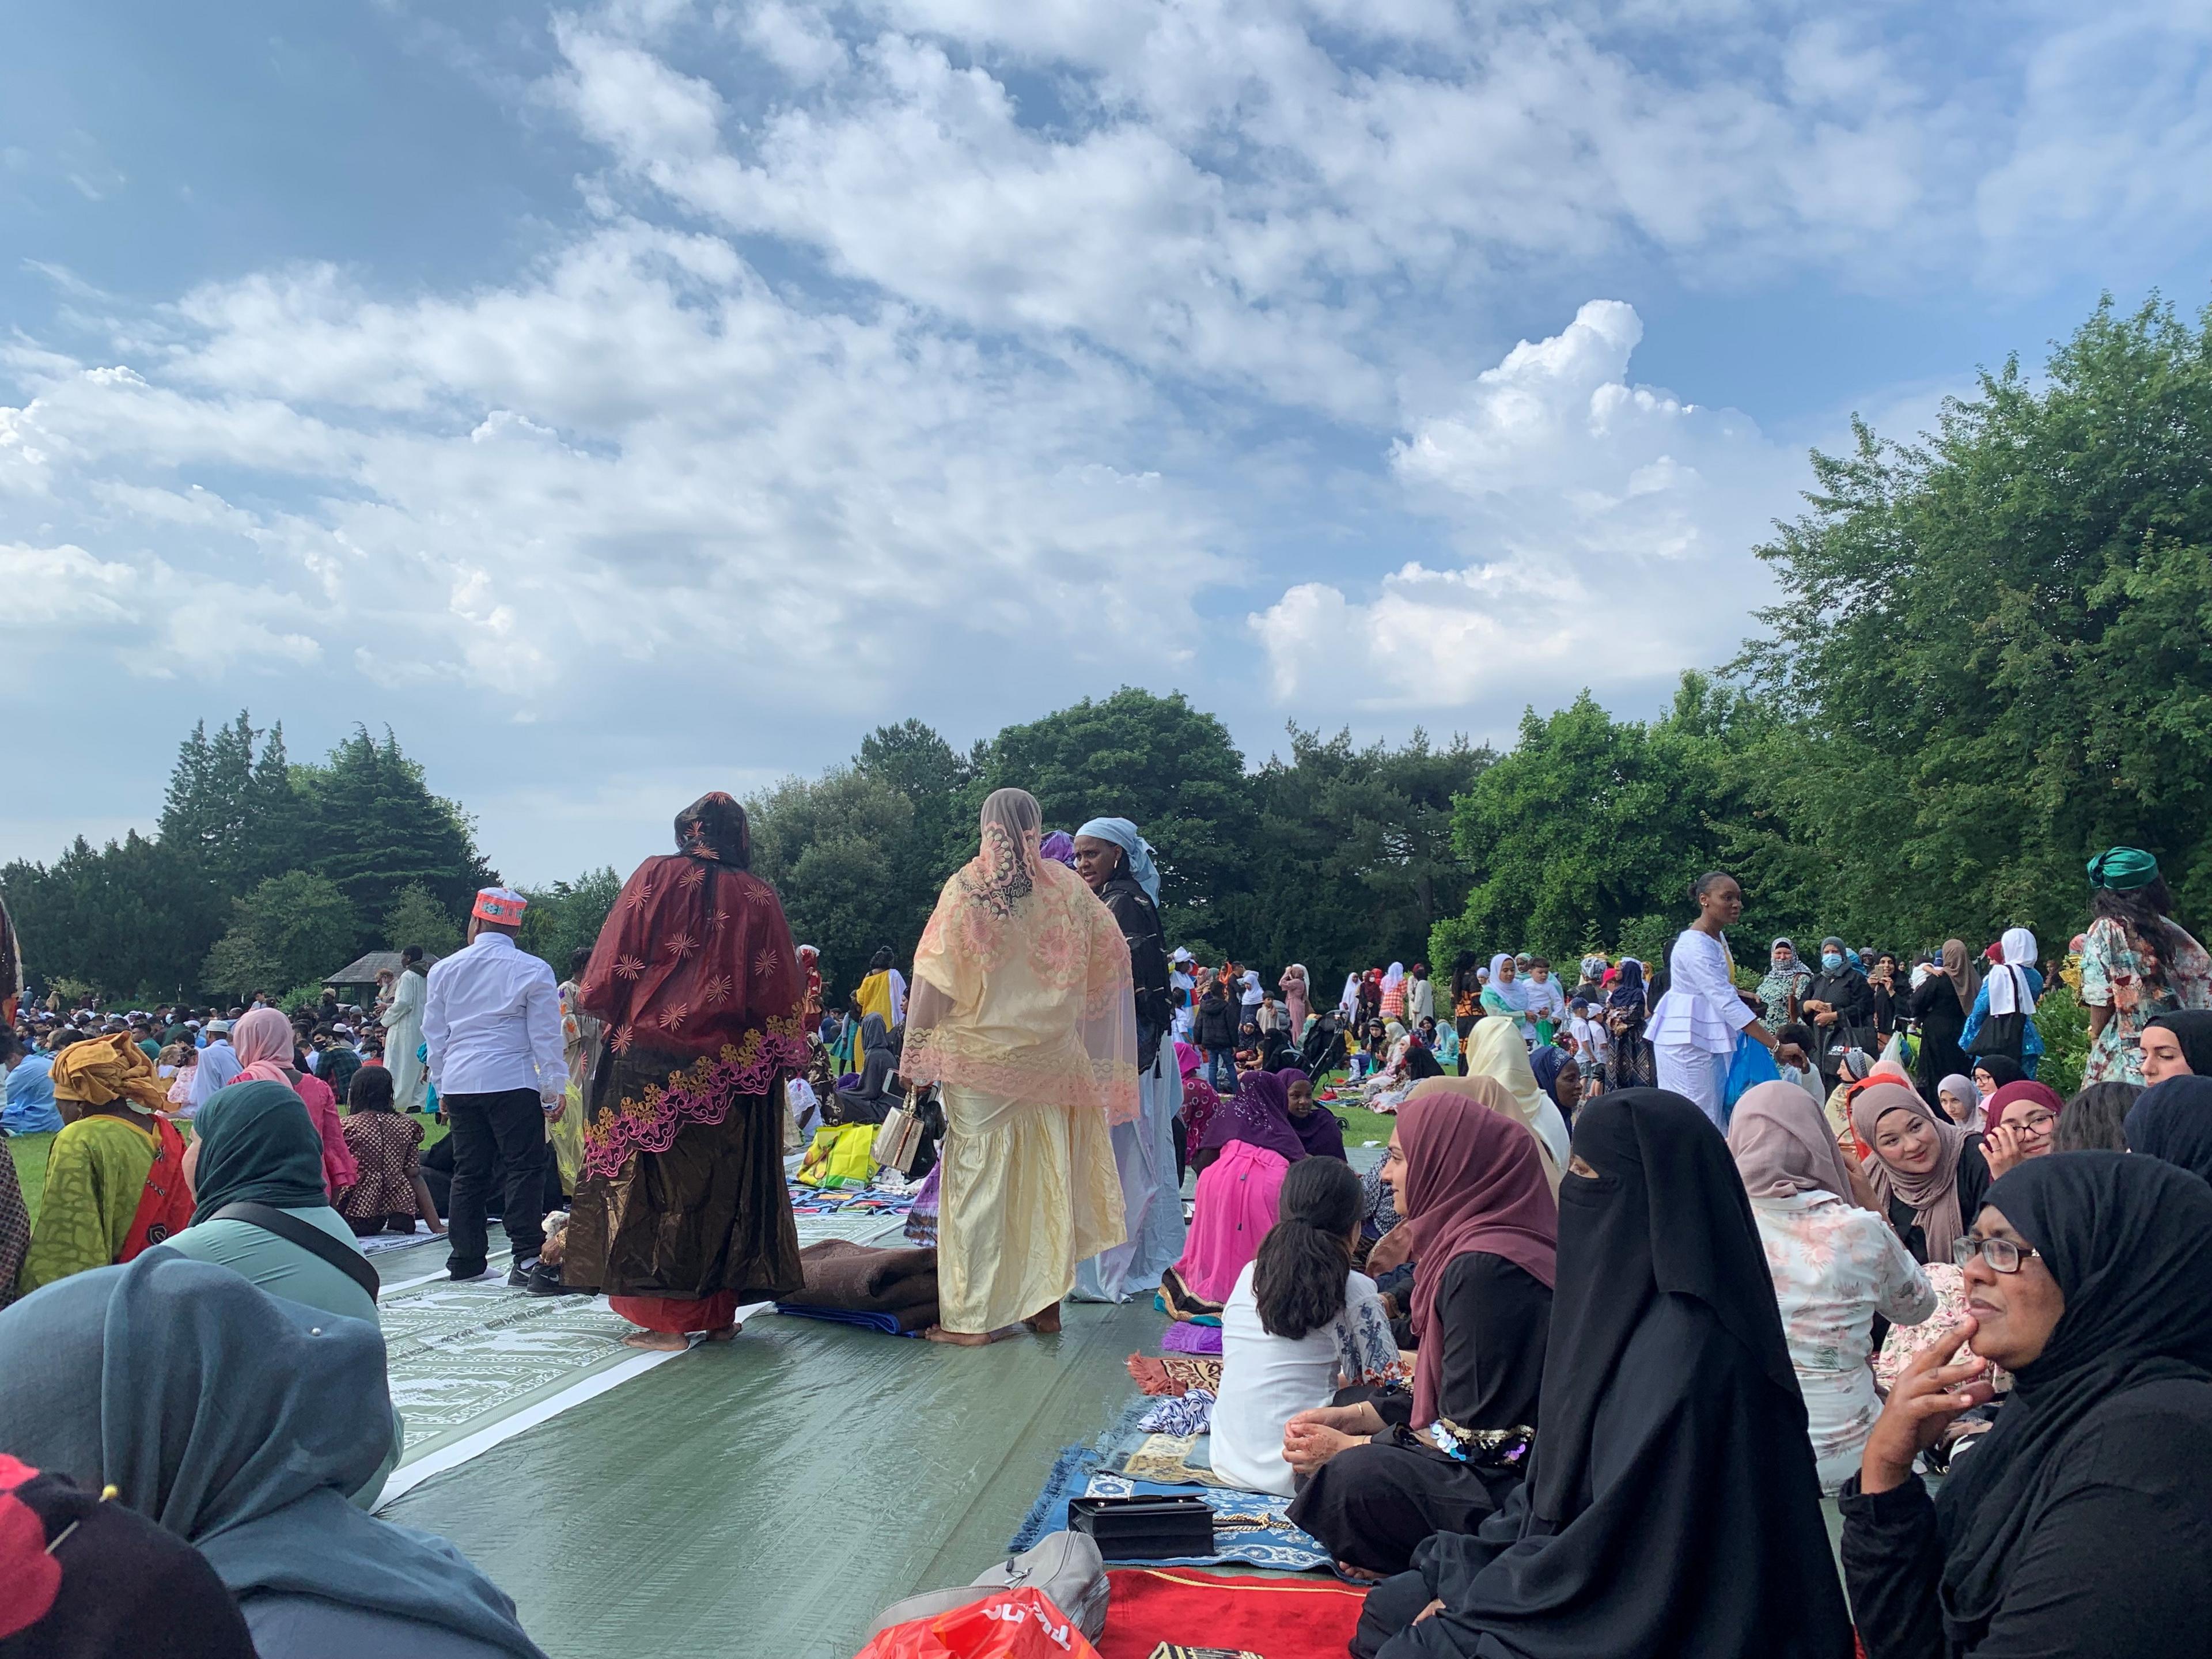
[[1821, 952, 1843, 972]]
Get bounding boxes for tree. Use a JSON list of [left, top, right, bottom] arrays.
[[1736, 294, 2212, 952], [516, 869, 623, 977], [1431, 678, 1781, 972], [381, 883, 463, 959], [303, 727, 494, 943], [2, 832, 225, 1001], [748, 769, 922, 998], [1228, 725, 1491, 986], [200, 872, 359, 998], [157, 712, 310, 893], [978, 688, 1257, 942]]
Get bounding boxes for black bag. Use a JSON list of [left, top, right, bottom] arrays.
[[207, 1200, 381, 1304], [1066, 1495, 1214, 1560], [1968, 1009, 2027, 1061]]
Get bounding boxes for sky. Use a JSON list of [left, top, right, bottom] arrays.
[[4, 0, 2209, 885]]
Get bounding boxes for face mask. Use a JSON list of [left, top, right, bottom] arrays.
[[1821, 952, 1843, 971]]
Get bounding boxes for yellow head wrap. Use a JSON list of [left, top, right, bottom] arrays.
[[49, 1032, 172, 1115]]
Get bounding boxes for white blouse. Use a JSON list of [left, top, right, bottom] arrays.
[[1648, 928, 1755, 1054]]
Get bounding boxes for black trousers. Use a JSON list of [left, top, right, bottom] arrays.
[[444, 1086, 548, 1272]]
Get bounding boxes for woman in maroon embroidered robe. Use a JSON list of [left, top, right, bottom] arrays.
[[562, 793, 810, 1348]]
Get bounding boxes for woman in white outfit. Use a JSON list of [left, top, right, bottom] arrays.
[[1647, 873, 1806, 1127]]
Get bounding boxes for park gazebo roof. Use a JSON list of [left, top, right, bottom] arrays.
[[324, 950, 440, 993]]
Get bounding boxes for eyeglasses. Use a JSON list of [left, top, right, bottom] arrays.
[[1952, 1234, 2041, 1274]]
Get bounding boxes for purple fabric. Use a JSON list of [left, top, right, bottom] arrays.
[[1161, 1320, 1224, 1355], [1039, 831, 1077, 868], [1197, 1068, 1307, 1164], [1277, 1066, 1346, 1161]]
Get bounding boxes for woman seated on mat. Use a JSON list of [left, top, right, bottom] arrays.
[[1853, 1081, 1991, 1267], [335, 1065, 444, 1237], [1729, 1081, 1934, 1494], [164, 1078, 402, 1507], [0, 1251, 550, 1659], [1210, 1157, 1407, 1497], [1160, 1070, 1306, 1320], [1351, 1089, 1853, 1659], [1283, 1085, 1556, 1580], [16, 1034, 194, 1296], [1840, 1153, 2212, 1658], [829, 1013, 899, 1126], [1282, 1069, 1347, 1161], [1465, 1015, 1570, 1168]]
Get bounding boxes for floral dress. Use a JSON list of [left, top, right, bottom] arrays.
[[2080, 915, 2212, 1084], [1748, 1190, 1935, 1494]]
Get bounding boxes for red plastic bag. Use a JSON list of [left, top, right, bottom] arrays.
[[855, 1588, 1103, 1659]]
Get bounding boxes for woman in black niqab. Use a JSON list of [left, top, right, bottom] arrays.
[[1353, 1088, 1853, 1659]]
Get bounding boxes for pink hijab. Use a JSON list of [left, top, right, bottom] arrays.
[[1396, 1088, 1559, 1428], [230, 1007, 298, 1085]]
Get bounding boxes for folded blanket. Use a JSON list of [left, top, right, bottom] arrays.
[[781, 1240, 940, 1319], [775, 1302, 932, 1336]]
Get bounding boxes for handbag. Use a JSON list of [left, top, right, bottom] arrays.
[[206, 1201, 381, 1304], [1066, 1494, 1214, 1560], [863, 1531, 1109, 1641], [872, 1087, 927, 1177]]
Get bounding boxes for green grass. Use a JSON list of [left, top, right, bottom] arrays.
[[8, 1132, 53, 1229]]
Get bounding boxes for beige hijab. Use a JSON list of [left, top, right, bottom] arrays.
[[1402, 1073, 1563, 1194]]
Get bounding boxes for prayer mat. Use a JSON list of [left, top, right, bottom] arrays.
[[1095, 1569, 1365, 1659], [357, 1223, 440, 1255], [376, 1279, 696, 1502], [1116, 1432, 1243, 1490], [1011, 1461, 1330, 1571]]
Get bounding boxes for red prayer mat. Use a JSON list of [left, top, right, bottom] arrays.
[[1097, 1569, 1366, 1659]]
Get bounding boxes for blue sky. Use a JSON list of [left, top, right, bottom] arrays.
[[5, 0, 2209, 885]]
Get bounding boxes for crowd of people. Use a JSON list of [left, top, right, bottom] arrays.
[[5, 808, 2212, 1657]]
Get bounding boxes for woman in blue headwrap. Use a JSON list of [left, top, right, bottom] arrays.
[[1070, 816, 1188, 1302]]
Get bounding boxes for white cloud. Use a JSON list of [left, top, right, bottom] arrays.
[[1251, 300, 1802, 715]]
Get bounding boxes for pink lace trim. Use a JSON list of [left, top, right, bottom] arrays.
[[581, 1027, 809, 1180]]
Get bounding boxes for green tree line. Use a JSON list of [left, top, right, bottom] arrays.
[[9, 294, 2207, 1005]]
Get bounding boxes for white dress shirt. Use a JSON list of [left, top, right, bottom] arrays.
[[422, 933, 568, 1100]]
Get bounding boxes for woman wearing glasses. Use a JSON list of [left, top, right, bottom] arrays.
[[1839, 1152, 2212, 1657]]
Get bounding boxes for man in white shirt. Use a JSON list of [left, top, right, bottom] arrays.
[[1169, 948, 1196, 1041], [186, 1021, 241, 1116], [423, 887, 568, 1285], [1408, 963, 1436, 1024]]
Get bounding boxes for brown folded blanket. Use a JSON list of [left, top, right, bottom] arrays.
[[782, 1240, 940, 1314]]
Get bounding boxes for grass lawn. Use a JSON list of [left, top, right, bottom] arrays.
[[8, 1132, 53, 1229]]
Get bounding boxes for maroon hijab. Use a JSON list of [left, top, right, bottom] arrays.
[[1398, 1088, 1559, 1427]]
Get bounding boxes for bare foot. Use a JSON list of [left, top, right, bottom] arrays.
[[1024, 1301, 1063, 1335], [622, 1330, 689, 1351], [1334, 1560, 1389, 1584], [703, 1323, 743, 1342], [925, 1324, 1017, 1346]]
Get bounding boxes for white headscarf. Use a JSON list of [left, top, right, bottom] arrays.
[[1382, 962, 1406, 991], [1340, 974, 1362, 1014], [1987, 927, 2039, 1017]]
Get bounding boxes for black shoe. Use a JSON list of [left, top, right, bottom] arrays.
[[522, 1259, 590, 1297], [506, 1259, 540, 1287]]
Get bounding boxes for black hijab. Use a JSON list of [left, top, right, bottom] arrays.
[[1937, 1152, 2212, 1645], [1973, 1054, 2027, 1090], [2124, 1075, 2212, 1180], [2143, 1009, 2212, 1078], [1406, 1089, 1851, 1659]]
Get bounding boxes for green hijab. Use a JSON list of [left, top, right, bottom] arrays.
[[190, 1080, 329, 1223]]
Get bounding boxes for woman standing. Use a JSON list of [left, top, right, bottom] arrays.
[[1194, 969, 1240, 1093], [1758, 940, 1811, 1029], [2079, 847, 2212, 1085], [1958, 928, 2042, 1075], [1729, 1082, 1934, 1493], [1604, 959, 1656, 1090], [900, 790, 1135, 1345], [381, 946, 429, 1113], [563, 793, 809, 1349], [1908, 940, 1979, 1096], [1649, 874, 1804, 1127], [1448, 953, 1483, 1074], [855, 946, 908, 1031], [1280, 964, 1311, 1037]]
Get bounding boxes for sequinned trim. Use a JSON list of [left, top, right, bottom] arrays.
[[581, 1019, 809, 1180]]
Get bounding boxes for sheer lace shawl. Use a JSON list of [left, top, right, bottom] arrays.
[[900, 794, 1140, 1125]]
